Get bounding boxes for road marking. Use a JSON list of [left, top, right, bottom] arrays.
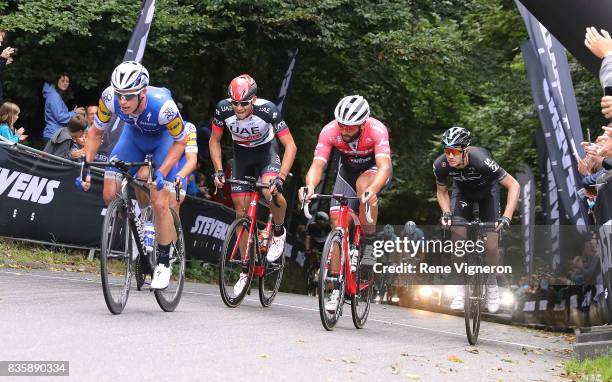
[[0, 270, 544, 349]]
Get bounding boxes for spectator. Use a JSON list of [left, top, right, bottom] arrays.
[[0, 30, 16, 102], [43, 114, 87, 160], [85, 105, 98, 127], [42, 72, 84, 141], [0, 101, 26, 143], [305, 211, 331, 254]]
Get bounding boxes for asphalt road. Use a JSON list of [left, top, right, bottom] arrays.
[[0, 268, 573, 381]]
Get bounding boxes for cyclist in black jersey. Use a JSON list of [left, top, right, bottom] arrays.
[[433, 126, 519, 313]]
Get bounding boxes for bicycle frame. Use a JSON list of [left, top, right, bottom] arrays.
[[335, 202, 362, 296], [227, 180, 275, 278]]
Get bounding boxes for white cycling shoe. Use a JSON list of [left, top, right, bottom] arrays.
[[450, 285, 465, 310], [486, 278, 500, 313], [233, 272, 249, 296], [266, 231, 286, 262], [150, 264, 171, 290], [325, 290, 341, 312]]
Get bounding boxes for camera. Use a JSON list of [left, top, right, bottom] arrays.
[[11, 48, 18, 57]]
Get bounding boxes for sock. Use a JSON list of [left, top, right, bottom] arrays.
[[273, 223, 285, 237], [157, 244, 170, 267]]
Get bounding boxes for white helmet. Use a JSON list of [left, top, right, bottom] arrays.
[[111, 61, 149, 93], [334, 95, 370, 126]]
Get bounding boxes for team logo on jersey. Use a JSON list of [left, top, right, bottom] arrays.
[[167, 117, 184, 137], [459, 201, 468, 208], [102, 90, 113, 103], [97, 100, 111, 123], [484, 158, 499, 172], [162, 107, 176, 121], [147, 112, 152, 122]]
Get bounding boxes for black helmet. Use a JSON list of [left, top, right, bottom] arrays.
[[442, 126, 471, 149]]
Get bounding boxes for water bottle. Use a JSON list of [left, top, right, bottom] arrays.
[[350, 245, 359, 273], [144, 222, 155, 253]]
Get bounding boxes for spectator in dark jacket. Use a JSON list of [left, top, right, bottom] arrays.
[[43, 114, 87, 160], [42, 73, 84, 141]]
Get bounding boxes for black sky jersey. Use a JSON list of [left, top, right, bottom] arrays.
[[433, 146, 507, 191]]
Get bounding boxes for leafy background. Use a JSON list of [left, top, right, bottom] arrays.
[[0, 0, 604, 225]]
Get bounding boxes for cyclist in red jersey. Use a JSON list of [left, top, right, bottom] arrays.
[[299, 95, 392, 311]]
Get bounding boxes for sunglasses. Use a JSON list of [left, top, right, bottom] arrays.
[[444, 147, 463, 156], [231, 99, 252, 107], [115, 92, 140, 101]]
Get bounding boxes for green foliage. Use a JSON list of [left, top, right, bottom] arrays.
[[0, 0, 602, 224]]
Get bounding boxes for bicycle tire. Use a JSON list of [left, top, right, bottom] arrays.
[[464, 256, 484, 345], [154, 208, 187, 312], [219, 217, 255, 308], [100, 198, 132, 315], [318, 230, 344, 331], [351, 253, 374, 329], [258, 237, 285, 307]]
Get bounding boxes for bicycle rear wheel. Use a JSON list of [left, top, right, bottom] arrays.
[[318, 230, 345, 330], [100, 198, 132, 315], [351, 254, 374, 329], [219, 217, 255, 308], [258, 240, 285, 307], [154, 208, 186, 312], [464, 255, 485, 345]]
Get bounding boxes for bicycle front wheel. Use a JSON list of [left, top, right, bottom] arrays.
[[219, 217, 255, 308], [318, 230, 345, 331], [259, 242, 285, 307], [351, 255, 374, 329], [100, 198, 132, 315], [464, 256, 485, 345], [154, 208, 186, 312]]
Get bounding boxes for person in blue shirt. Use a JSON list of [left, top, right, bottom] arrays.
[[0, 101, 26, 143], [42, 73, 84, 141], [80, 61, 187, 290]]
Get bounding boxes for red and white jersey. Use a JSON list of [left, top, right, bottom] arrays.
[[313, 117, 391, 171]]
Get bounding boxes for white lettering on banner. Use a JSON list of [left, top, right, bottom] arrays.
[[0, 167, 60, 204], [522, 179, 532, 268], [190, 216, 228, 240], [542, 80, 585, 227], [538, 24, 565, 105], [546, 159, 561, 270]]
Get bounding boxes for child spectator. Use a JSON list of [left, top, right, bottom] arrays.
[[0, 101, 26, 143]]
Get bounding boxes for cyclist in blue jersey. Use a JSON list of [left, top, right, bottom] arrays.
[[79, 61, 188, 290]]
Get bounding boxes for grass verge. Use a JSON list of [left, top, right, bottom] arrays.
[[565, 354, 612, 382]]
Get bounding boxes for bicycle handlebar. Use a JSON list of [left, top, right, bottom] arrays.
[[301, 191, 373, 224]]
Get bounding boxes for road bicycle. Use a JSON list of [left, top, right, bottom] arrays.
[[445, 219, 498, 345], [80, 156, 186, 314], [302, 192, 375, 330], [218, 177, 285, 308]]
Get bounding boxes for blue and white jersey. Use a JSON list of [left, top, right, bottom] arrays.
[[94, 85, 185, 141]]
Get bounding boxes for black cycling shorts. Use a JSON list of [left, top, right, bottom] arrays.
[[330, 162, 393, 213], [451, 184, 500, 223], [231, 140, 281, 196]]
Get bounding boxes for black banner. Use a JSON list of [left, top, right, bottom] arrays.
[[0, 144, 105, 247], [180, 196, 234, 263], [97, 0, 156, 161], [0, 144, 306, 268], [517, 163, 536, 275], [517, 0, 612, 76], [275, 49, 299, 115], [517, 6, 590, 231]]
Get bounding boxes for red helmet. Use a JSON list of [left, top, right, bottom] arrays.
[[228, 74, 257, 101]]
